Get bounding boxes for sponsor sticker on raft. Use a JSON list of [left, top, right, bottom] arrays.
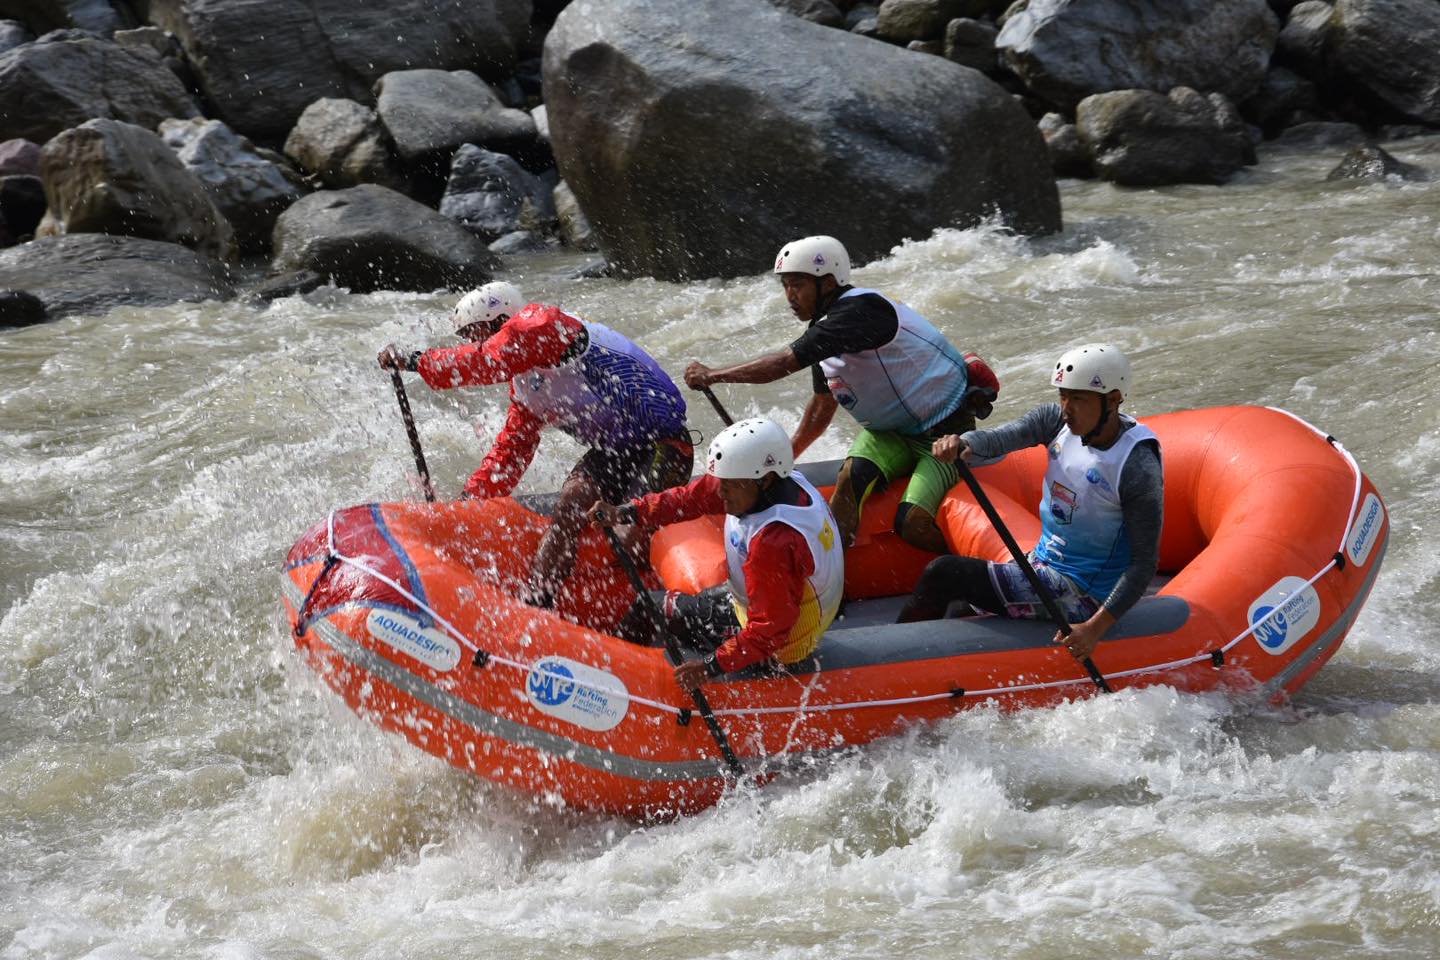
[[366, 609, 461, 672], [1248, 576, 1322, 657], [1345, 493, 1384, 568], [526, 656, 629, 732]]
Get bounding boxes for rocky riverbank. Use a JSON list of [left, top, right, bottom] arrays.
[[0, 0, 1435, 327]]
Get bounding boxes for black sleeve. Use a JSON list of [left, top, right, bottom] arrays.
[[788, 293, 898, 369], [811, 364, 829, 395]]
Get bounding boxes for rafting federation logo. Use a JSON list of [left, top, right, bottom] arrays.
[[366, 609, 461, 672], [1248, 577, 1322, 656], [526, 656, 629, 731]]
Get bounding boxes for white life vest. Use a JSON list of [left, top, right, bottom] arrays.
[[1034, 416, 1160, 601], [509, 317, 686, 447], [723, 471, 844, 663], [817, 287, 968, 434]]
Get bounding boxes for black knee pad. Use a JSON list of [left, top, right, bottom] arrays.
[[839, 456, 885, 505], [893, 501, 915, 537]]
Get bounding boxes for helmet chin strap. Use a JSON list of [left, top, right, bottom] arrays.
[[1081, 394, 1110, 446]]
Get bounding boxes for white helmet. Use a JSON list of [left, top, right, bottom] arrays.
[[706, 418, 794, 480], [453, 281, 523, 331], [773, 235, 850, 286], [1051, 343, 1131, 396]]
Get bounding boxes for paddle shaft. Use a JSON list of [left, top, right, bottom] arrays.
[[701, 385, 734, 427], [601, 527, 745, 778], [389, 369, 436, 503], [953, 459, 1112, 693]]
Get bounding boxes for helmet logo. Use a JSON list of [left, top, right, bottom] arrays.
[[1054, 368, 1064, 383], [812, 254, 826, 267], [763, 453, 777, 467], [1089, 375, 1105, 389], [487, 296, 502, 309]]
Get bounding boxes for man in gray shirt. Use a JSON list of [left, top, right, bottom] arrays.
[[897, 344, 1163, 663]]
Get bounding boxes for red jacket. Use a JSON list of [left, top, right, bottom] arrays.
[[414, 305, 583, 499], [632, 474, 814, 673]]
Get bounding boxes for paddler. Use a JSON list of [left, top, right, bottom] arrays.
[[378, 282, 693, 608], [683, 235, 1000, 555], [589, 418, 844, 692], [897, 344, 1164, 663]]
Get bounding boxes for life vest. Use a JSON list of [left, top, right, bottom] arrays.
[[510, 317, 686, 447], [1033, 416, 1161, 602], [817, 288, 969, 434], [723, 471, 844, 663]]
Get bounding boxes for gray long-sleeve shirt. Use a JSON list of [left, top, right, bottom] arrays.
[[961, 403, 1164, 619]]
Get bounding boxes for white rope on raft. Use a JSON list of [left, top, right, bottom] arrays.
[[319, 413, 1366, 720]]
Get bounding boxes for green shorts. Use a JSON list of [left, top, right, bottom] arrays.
[[847, 408, 977, 518]]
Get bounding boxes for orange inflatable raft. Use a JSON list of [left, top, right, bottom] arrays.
[[281, 406, 1388, 817]]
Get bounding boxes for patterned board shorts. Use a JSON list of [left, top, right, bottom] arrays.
[[986, 558, 1101, 623]]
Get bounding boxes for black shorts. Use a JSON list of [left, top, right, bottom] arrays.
[[570, 431, 695, 503]]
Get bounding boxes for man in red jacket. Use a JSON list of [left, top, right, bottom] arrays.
[[379, 282, 692, 607], [591, 418, 844, 692]]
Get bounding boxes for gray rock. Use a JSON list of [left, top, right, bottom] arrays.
[[997, 0, 1279, 111], [240, 268, 326, 304], [1272, 120, 1370, 146], [851, 15, 880, 35], [1325, 144, 1428, 180], [878, 0, 980, 43], [0, 174, 45, 237], [1077, 87, 1256, 185], [944, 17, 999, 73], [1329, 0, 1440, 125], [439, 145, 545, 240], [139, 0, 532, 142], [543, 0, 1059, 280], [1382, 124, 1437, 140], [0, 234, 234, 320], [0, 34, 201, 143], [270, 184, 500, 293], [1038, 112, 1091, 177], [1242, 66, 1321, 136], [908, 38, 944, 55], [0, 138, 40, 176], [532, 104, 550, 143], [0, 288, 46, 327], [488, 230, 550, 254], [1276, 1, 1332, 75], [846, 4, 880, 29], [0, 19, 32, 53], [766, 0, 846, 27], [552, 180, 596, 251], [374, 69, 539, 165], [41, 119, 235, 260], [283, 98, 404, 191], [158, 119, 303, 254]]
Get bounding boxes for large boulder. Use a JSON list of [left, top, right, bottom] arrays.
[[439, 145, 551, 240], [877, 0, 984, 43], [944, 18, 1000, 73], [996, 0, 1279, 111], [1328, 0, 1440, 125], [138, 0, 533, 142], [159, 118, 303, 253], [0, 234, 234, 320], [282, 98, 404, 190], [1076, 87, 1256, 185], [766, 0, 846, 27], [0, 33, 201, 143], [543, 0, 1060, 281], [40, 119, 235, 260], [374, 69, 539, 166], [270, 184, 500, 292], [1276, 1, 1333, 75]]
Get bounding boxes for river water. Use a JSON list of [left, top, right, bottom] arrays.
[[3, 138, 1438, 959]]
